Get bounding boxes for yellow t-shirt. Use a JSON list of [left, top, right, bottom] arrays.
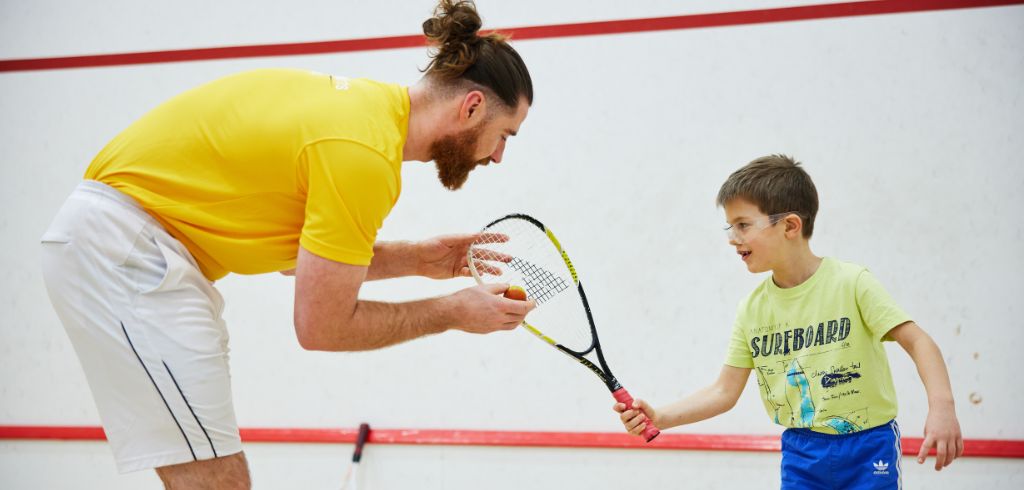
[[724, 257, 911, 434], [85, 68, 409, 280]]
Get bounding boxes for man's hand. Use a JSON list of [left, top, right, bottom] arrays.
[[446, 283, 535, 333], [415, 233, 483, 279], [918, 403, 964, 470], [296, 248, 534, 351]]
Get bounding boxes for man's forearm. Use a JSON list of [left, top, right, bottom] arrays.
[[302, 296, 457, 351], [366, 241, 418, 281]]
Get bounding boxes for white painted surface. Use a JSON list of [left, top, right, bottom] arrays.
[[1, 1, 1022, 488]]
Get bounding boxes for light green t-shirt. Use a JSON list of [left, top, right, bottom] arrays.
[[724, 257, 911, 434]]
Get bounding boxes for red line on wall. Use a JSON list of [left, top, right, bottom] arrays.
[[2, 425, 1022, 458], [1, 0, 1021, 72]]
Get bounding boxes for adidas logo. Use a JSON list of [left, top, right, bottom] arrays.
[[872, 460, 890, 475]]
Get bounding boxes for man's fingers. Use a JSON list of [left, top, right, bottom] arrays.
[[471, 247, 513, 264], [956, 437, 965, 459], [481, 283, 510, 294], [472, 261, 505, 276], [506, 299, 536, 315], [450, 233, 482, 245], [476, 232, 509, 244], [469, 247, 511, 277], [432, 233, 483, 249]]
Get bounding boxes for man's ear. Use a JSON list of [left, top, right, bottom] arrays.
[[459, 90, 486, 124], [784, 214, 803, 238]]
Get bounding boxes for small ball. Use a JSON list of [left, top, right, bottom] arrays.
[[503, 285, 527, 301]]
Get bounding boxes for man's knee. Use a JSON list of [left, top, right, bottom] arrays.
[[156, 451, 250, 490]]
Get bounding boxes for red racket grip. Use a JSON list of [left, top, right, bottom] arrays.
[[612, 387, 660, 442]]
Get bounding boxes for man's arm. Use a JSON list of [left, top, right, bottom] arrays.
[[888, 321, 964, 470], [289, 234, 486, 280], [365, 234, 483, 281], [365, 241, 418, 280], [293, 246, 533, 351], [616, 365, 750, 434]]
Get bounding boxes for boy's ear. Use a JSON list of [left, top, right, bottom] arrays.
[[783, 214, 803, 238]]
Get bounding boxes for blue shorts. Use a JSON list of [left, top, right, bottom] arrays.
[[781, 420, 902, 489]]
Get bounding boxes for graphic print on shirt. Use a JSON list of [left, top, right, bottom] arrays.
[[785, 359, 815, 427], [752, 317, 873, 433], [822, 409, 867, 434], [756, 366, 787, 425]]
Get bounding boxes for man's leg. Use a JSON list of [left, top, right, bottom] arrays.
[[157, 452, 251, 490], [41, 181, 243, 474]]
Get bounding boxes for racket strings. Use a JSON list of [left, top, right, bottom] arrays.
[[507, 256, 570, 304], [469, 217, 595, 352]]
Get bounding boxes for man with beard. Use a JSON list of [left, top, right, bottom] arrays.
[[39, 1, 533, 488]]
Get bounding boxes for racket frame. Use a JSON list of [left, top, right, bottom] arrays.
[[470, 213, 659, 441], [480, 214, 626, 392]]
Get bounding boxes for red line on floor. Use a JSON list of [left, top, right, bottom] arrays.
[[2, 425, 1022, 458]]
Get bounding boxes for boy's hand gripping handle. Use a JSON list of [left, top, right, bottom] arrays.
[[612, 387, 660, 442]]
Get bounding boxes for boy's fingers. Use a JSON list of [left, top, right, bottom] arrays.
[[917, 437, 932, 464], [935, 440, 948, 470], [633, 422, 646, 435], [625, 414, 639, 430], [955, 438, 965, 459], [616, 402, 653, 436], [627, 414, 648, 432]]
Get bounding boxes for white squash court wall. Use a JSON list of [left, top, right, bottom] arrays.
[[2, 1, 1023, 488]]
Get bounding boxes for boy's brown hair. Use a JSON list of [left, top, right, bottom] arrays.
[[716, 155, 819, 238]]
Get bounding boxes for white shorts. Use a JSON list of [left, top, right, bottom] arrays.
[[40, 180, 242, 473]]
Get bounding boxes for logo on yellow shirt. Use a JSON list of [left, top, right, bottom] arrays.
[[331, 75, 350, 91]]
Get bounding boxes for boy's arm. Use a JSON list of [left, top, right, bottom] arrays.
[[615, 365, 750, 434], [888, 321, 964, 471]]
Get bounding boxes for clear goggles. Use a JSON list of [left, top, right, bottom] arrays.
[[724, 212, 800, 243]]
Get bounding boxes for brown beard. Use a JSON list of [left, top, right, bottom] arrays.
[[430, 125, 490, 190]]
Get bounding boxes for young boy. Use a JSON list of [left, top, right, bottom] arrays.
[[614, 155, 963, 488]]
